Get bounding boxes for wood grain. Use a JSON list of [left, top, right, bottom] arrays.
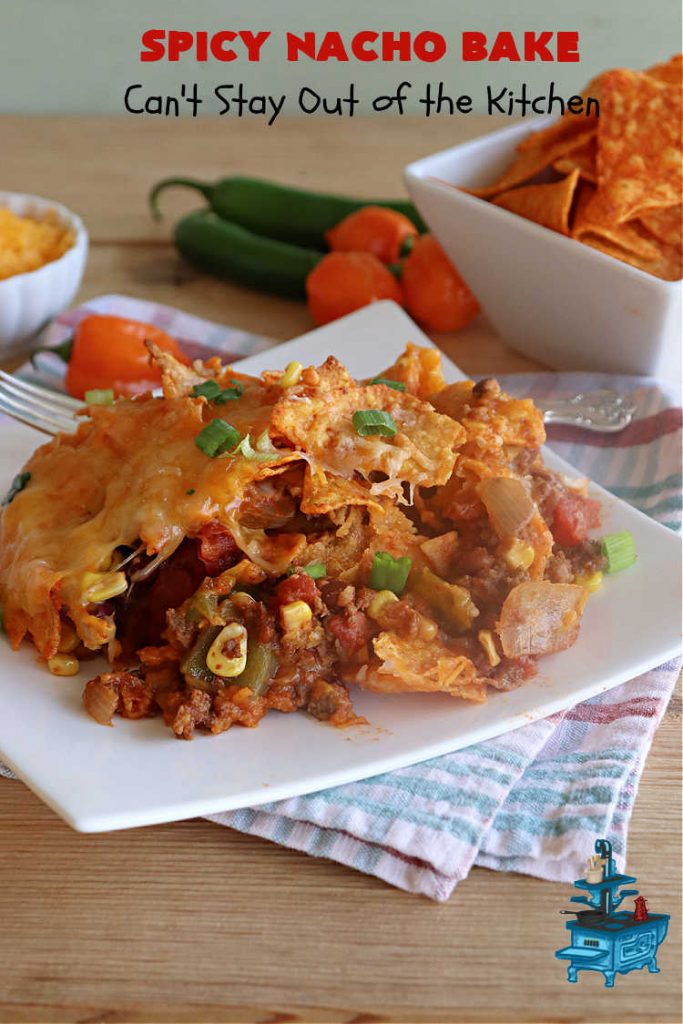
[[0, 115, 680, 1024]]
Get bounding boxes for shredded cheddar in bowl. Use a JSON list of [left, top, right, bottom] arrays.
[[0, 207, 75, 281]]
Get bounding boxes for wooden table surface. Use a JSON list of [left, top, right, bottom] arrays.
[[0, 116, 680, 1024]]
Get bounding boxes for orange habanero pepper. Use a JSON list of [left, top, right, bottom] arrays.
[[64, 315, 190, 399], [306, 252, 403, 326], [401, 234, 479, 332], [325, 206, 418, 264]]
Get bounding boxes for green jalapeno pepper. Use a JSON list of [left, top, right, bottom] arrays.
[[151, 175, 426, 248], [174, 210, 323, 298]]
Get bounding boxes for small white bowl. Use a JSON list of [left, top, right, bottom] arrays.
[[0, 192, 88, 360], [405, 119, 681, 378]]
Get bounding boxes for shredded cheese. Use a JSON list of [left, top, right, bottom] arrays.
[[0, 207, 74, 280]]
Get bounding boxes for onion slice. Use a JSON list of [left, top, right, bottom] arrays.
[[479, 477, 536, 540], [497, 581, 587, 658]]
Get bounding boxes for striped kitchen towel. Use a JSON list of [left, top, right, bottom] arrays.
[[1, 295, 681, 901]]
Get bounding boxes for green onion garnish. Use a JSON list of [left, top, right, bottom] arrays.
[[287, 563, 326, 579], [195, 420, 240, 458], [369, 377, 406, 392], [368, 551, 412, 594], [191, 380, 222, 400], [601, 531, 637, 574], [191, 379, 244, 403], [353, 409, 398, 437], [216, 383, 244, 402], [2, 472, 31, 507], [84, 388, 114, 406], [186, 488, 196, 495], [233, 434, 277, 462], [255, 429, 277, 454]]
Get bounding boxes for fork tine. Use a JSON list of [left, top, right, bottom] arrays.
[[0, 375, 77, 423], [0, 394, 61, 436], [0, 370, 82, 410], [0, 386, 76, 435]]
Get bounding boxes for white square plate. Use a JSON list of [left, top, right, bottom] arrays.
[[0, 301, 680, 832]]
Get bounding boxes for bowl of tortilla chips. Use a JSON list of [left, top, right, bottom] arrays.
[[405, 55, 682, 378]]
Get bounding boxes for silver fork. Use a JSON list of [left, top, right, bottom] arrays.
[[534, 389, 637, 433], [0, 373, 638, 437], [0, 370, 81, 435]]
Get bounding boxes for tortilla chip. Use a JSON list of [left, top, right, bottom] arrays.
[[646, 53, 683, 86], [466, 129, 595, 200], [300, 466, 382, 516], [581, 232, 682, 281], [148, 342, 210, 398], [374, 343, 447, 400], [432, 380, 546, 448], [271, 384, 465, 492], [597, 69, 682, 222], [359, 632, 487, 701], [492, 170, 580, 236], [572, 183, 662, 261], [517, 86, 600, 155], [637, 205, 682, 249], [553, 137, 597, 182]]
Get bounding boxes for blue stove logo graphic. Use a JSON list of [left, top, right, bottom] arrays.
[[555, 839, 670, 988]]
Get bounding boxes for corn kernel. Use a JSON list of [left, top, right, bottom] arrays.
[[503, 540, 535, 571], [47, 654, 80, 677], [478, 630, 501, 667], [57, 622, 79, 654], [206, 623, 248, 678], [368, 590, 399, 621], [418, 616, 438, 641], [280, 599, 312, 632], [576, 571, 603, 594], [279, 361, 303, 388], [82, 571, 128, 604]]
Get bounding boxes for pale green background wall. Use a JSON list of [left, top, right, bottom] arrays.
[[0, 0, 680, 115]]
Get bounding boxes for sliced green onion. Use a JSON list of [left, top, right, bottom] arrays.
[[353, 409, 398, 437], [186, 488, 196, 495], [601, 531, 637, 574], [84, 388, 114, 406], [255, 429, 277, 454], [368, 551, 412, 595], [215, 382, 244, 402], [369, 376, 406, 392], [191, 379, 244, 403], [191, 380, 222, 400], [233, 433, 278, 462], [287, 563, 326, 579], [2, 472, 31, 507], [195, 420, 240, 458]]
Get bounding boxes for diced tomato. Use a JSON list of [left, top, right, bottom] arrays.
[[327, 611, 373, 657], [551, 493, 602, 548], [274, 572, 319, 608], [196, 522, 239, 576]]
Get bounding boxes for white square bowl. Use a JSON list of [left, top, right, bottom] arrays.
[[405, 119, 681, 378]]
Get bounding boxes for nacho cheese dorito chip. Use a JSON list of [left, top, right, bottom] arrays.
[[493, 170, 580, 236], [271, 377, 465, 496], [453, 54, 682, 281]]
